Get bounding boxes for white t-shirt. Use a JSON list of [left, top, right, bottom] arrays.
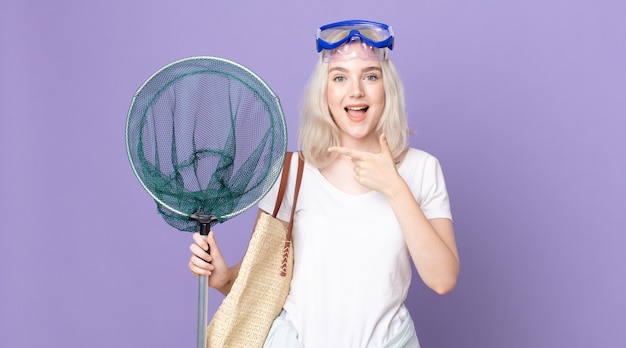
[[258, 148, 452, 347]]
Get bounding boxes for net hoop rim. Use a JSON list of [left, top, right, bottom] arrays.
[[125, 55, 287, 222]]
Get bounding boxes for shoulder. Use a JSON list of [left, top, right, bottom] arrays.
[[402, 148, 442, 169], [399, 148, 448, 187]]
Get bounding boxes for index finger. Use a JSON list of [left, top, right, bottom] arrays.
[[192, 232, 210, 251], [327, 146, 366, 159]]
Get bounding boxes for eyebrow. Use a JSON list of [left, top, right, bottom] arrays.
[[328, 66, 382, 73]]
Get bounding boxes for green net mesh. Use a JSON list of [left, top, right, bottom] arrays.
[[126, 57, 287, 232]]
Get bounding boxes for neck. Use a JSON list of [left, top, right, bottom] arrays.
[[338, 133, 380, 153]]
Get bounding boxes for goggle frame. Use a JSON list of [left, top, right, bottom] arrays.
[[316, 19, 395, 53]]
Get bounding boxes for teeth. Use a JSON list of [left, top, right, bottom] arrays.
[[346, 106, 367, 111]]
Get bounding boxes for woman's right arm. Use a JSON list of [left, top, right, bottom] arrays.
[[188, 230, 241, 296]]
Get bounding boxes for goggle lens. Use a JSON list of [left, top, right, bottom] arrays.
[[322, 37, 386, 62]]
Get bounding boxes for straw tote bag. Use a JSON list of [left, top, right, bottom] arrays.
[[206, 152, 304, 348]]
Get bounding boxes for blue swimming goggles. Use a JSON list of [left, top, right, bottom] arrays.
[[316, 20, 395, 53]]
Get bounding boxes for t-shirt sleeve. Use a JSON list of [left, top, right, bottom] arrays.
[[257, 170, 281, 215], [415, 155, 453, 221], [257, 155, 297, 222]]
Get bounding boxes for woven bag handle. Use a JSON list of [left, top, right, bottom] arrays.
[[271, 152, 304, 277], [287, 153, 304, 239], [271, 152, 304, 222], [272, 152, 293, 217]]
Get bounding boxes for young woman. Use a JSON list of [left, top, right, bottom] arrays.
[[189, 20, 460, 347]]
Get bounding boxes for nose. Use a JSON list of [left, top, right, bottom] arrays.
[[349, 80, 365, 98]]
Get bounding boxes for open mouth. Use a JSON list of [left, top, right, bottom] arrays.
[[345, 105, 368, 115], [345, 106, 368, 122]]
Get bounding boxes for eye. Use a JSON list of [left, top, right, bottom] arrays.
[[332, 75, 346, 82], [364, 74, 379, 81]]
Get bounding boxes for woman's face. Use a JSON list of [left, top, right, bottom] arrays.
[[326, 44, 385, 148]]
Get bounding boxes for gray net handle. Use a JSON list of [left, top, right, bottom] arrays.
[[197, 221, 210, 348]]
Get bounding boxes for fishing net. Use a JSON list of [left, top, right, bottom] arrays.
[[126, 56, 287, 348]]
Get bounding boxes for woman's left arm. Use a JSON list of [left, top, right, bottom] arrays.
[[385, 180, 459, 294], [329, 134, 460, 294]]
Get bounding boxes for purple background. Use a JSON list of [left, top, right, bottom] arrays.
[[1, 1, 625, 347]]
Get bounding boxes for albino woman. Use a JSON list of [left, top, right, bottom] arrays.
[[189, 20, 460, 348]]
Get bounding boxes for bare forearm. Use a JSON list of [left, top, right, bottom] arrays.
[[385, 180, 460, 294], [215, 262, 241, 296]]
